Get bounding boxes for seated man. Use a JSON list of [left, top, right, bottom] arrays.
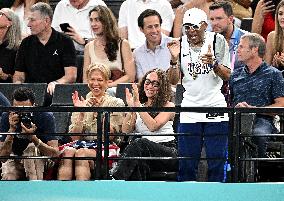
[[13, 2, 77, 98], [0, 87, 59, 180], [230, 33, 284, 158]]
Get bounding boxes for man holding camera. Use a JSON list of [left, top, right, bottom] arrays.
[[0, 87, 59, 180]]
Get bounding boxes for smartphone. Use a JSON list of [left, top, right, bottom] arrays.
[[59, 23, 71, 32]]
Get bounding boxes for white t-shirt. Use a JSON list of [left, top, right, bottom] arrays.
[[118, 0, 175, 49], [180, 31, 231, 123], [14, 4, 31, 37]]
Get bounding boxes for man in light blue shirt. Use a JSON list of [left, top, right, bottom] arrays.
[[209, 1, 247, 71], [134, 9, 174, 81]]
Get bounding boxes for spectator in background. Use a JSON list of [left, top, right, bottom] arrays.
[[58, 63, 125, 180], [112, 69, 177, 181], [168, 8, 231, 182], [0, 87, 59, 180], [52, 0, 106, 82], [118, 0, 174, 50], [134, 9, 174, 81], [13, 2, 77, 98], [209, 1, 247, 70], [265, 0, 284, 69], [230, 33, 284, 159], [83, 5, 135, 91], [251, 0, 280, 40], [173, 0, 214, 38], [11, 0, 49, 39], [0, 8, 21, 83], [0, 0, 15, 9]]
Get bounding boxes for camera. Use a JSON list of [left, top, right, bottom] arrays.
[[16, 112, 34, 130]]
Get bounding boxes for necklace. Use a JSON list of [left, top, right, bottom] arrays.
[[188, 46, 202, 80]]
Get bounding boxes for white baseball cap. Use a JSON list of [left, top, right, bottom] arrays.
[[182, 8, 208, 27]]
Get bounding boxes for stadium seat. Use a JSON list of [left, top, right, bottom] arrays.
[[115, 83, 133, 105], [240, 18, 253, 32], [0, 83, 47, 106], [52, 83, 89, 106]]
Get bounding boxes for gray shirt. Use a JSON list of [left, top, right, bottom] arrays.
[[134, 34, 173, 80]]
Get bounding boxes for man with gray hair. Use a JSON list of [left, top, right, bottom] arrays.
[[13, 2, 77, 98], [230, 33, 284, 158]]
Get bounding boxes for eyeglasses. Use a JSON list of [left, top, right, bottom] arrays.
[[144, 79, 160, 88], [184, 23, 201, 31], [0, 12, 11, 21]]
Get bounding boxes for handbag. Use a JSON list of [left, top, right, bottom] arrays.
[[110, 39, 125, 81]]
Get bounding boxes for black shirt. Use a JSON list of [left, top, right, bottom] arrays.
[[15, 28, 76, 83], [0, 41, 17, 83], [0, 112, 57, 156]]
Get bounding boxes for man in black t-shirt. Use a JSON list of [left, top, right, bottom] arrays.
[[13, 2, 77, 96], [0, 87, 59, 180]]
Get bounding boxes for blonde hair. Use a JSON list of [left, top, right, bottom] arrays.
[[86, 63, 111, 81], [1, 8, 21, 50]]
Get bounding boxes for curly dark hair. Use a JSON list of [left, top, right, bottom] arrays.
[[138, 69, 172, 117], [89, 5, 120, 61]]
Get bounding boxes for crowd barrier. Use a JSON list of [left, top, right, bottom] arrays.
[[0, 106, 283, 182]]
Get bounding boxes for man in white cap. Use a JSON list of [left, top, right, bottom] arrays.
[[167, 7, 231, 182]]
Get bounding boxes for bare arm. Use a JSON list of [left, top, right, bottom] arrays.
[[138, 102, 175, 132], [83, 43, 91, 83], [251, 0, 274, 34], [264, 31, 275, 65], [0, 135, 14, 158], [213, 64, 231, 81], [13, 71, 25, 83], [47, 66, 77, 95], [173, 6, 186, 38], [119, 27, 128, 40], [32, 137, 59, 157]]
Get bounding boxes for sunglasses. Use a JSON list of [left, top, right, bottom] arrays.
[[0, 12, 11, 21], [184, 23, 201, 31], [144, 79, 160, 88]]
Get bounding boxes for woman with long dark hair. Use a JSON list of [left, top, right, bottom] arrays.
[[83, 5, 135, 89], [265, 0, 284, 68], [111, 69, 177, 181]]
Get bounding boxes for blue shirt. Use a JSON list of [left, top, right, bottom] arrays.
[[229, 26, 247, 70], [230, 62, 284, 107], [0, 112, 57, 155]]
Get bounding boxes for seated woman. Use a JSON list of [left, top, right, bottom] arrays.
[[83, 5, 135, 93], [265, 0, 284, 69], [111, 69, 177, 181], [0, 8, 21, 83], [57, 63, 125, 180]]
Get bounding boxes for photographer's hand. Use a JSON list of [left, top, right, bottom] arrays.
[[21, 122, 37, 140], [8, 112, 19, 132]]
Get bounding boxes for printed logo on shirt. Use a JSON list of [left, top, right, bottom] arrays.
[[53, 49, 58, 56], [187, 62, 211, 76]]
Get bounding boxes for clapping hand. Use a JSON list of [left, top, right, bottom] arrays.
[[125, 83, 140, 107], [72, 90, 87, 107], [167, 39, 180, 61], [272, 52, 284, 68]]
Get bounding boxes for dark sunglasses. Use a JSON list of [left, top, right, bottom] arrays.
[[184, 23, 201, 30], [144, 79, 160, 88]]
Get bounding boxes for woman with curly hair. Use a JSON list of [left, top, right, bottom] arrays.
[[265, 0, 284, 69], [83, 5, 135, 91], [111, 68, 177, 181]]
